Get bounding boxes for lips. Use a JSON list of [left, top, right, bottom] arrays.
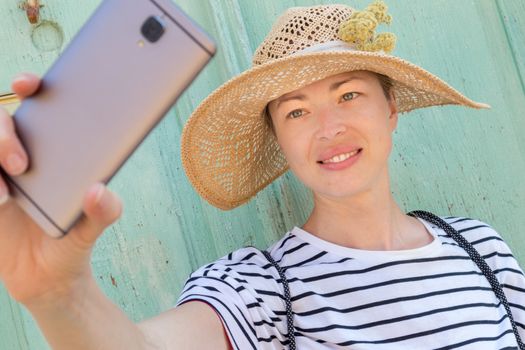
[[320, 149, 360, 164], [317, 146, 363, 171], [317, 146, 363, 164]]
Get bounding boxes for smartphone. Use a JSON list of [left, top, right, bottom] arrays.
[[4, 0, 216, 238]]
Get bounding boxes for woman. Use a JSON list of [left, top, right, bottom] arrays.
[[0, 1, 523, 349]]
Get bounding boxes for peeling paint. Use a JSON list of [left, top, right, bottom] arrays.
[[110, 275, 117, 288]]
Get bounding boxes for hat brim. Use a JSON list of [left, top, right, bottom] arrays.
[[181, 51, 489, 210]]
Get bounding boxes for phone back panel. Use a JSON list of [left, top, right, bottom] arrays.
[[8, 0, 215, 237]]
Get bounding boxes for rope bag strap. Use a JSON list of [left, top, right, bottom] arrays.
[[261, 250, 296, 350]]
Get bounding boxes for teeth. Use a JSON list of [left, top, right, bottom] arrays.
[[323, 150, 359, 164]]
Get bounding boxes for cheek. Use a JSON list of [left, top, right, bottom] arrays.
[[371, 122, 394, 158], [278, 136, 304, 166], [358, 109, 394, 156], [275, 126, 311, 170]]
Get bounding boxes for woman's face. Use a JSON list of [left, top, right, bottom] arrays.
[[267, 71, 398, 200]]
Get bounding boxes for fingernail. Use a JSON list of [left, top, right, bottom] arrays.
[[93, 183, 105, 205], [7, 153, 26, 175], [12, 74, 28, 86], [0, 186, 9, 206]]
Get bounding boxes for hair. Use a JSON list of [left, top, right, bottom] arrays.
[[263, 72, 394, 133]]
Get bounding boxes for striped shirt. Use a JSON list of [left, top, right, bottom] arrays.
[[177, 217, 525, 349]]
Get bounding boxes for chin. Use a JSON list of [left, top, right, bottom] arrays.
[[317, 189, 362, 200], [310, 182, 366, 200]]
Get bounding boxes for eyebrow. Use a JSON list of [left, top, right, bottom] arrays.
[[275, 94, 307, 108], [274, 76, 364, 108], [329, 76, 363, 91]]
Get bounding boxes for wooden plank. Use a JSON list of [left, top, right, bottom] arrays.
[[496, 0, 525, 94], [0, 286, 30, 350], [0, 1, 524, 349], [0, 0, 102, 93]]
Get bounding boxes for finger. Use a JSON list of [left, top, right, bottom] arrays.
[[68, 183, 123, 247], [11, 73, 41, 99], [0, 175, 10, 207], [0, 110, 29, 176]]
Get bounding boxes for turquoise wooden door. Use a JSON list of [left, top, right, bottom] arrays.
[[0, 1, 524, 348]]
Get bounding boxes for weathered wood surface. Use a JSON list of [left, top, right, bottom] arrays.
[[0, 1, 524, 348]]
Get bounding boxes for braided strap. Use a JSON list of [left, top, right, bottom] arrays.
[[408, 210, 524, 349], [261, 250, 296, 350]]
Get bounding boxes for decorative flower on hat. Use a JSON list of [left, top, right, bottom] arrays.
[[338, 0, 396, 53]]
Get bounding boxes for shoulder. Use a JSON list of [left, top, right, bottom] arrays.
[[176, 232, 302, 349], [177, 231, 300, 307], [422, 215, 525, 295], [185, 231, 298, 282], [443, 216, 500, 237], [439, 215, 522, 271], [441, 216, 504, 246], [179, 246, 271, 304], [415, 214, 506, 255]]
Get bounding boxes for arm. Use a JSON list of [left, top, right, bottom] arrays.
[[26, 277, 154, 350], [26, 280, 230, 350], [139, 302, 232, 350]]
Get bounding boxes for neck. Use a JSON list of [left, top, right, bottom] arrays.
[[302, 177, 431, 251]]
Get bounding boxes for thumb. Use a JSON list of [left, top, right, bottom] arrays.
[[11, 72, 41, 99], [68, 183, 123, 247]]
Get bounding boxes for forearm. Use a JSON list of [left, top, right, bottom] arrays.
[[24, 277, 160, 350]]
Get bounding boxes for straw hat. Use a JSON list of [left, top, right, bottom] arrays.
[[181, 1, 489, 210]]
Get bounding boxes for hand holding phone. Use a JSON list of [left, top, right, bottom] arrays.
[[0, 73, 122, 305], [4, 0, 215, 238]]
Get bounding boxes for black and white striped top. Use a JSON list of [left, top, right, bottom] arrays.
[[177, 217, 525, 349]]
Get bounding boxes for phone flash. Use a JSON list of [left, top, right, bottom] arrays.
[[137, 39, 145, 47]]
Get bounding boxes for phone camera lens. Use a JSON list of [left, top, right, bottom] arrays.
[[141, 16, 165, 43]]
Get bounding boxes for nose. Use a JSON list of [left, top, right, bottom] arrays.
[[314, 106, 347, 140]]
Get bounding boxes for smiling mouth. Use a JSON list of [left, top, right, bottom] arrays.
[[318, 149, 362, 164]]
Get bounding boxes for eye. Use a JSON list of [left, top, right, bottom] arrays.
[[340, 92, 359, 102], [287, 109, 305, 119]]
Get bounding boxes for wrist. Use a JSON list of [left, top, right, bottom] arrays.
[[20, 274, 148, 350], [23, 273, 98, 313]]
